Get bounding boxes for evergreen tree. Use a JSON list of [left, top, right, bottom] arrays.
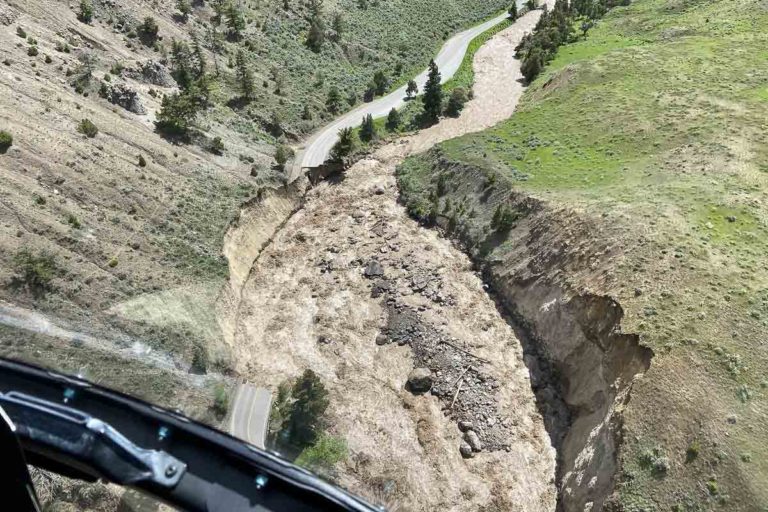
[[521, 46, 544, 82], [421, 59, 443, 123], [307, 18, 325, 52], [171, 40, 194, 89], [445, 87, 468, 117], [509, 2, 518, 20], [330, 127, 355, 160], [326, 86, 341, 113], [235, 49, 254, 100], [192, 36, 207, 78], [275, 144, 291, 170], [288, 370, 329, 448], [331, 12, 344, 40], [360, 113, 376, 142], [373, 70, 388, 95], [226, 2, 245, 39], [406, 79, 418, 98], [385, 108, 401, 131], [176, 0, 192, 21]]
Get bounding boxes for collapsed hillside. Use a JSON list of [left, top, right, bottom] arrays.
[[398, 0, 768, 509]]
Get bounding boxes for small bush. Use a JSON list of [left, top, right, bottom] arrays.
[[27, 46, 39, 57], [66, 214, 81, 229], [138, 155, 147, 167], [295, 434, 348, 471], [0, 130, 13, 153], [209, 136, 225, 155], [10, 249, 59, 296], [77, 118, 98, 138], [212, 383, 229, 418], [44, 55, 52, 64], [34, 195, 46, 205], [638, 447, 670, 477], [108, 257, 118, 268], [685, 440, 700, 462], [445, 87, 468, 117], [16, 26, 26, 38], [138, 17, 160, 44], [78, 0, 94, 23]]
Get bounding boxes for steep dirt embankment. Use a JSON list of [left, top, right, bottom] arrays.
[[397, 154, 653, 511], [217, 8, 558, 511]]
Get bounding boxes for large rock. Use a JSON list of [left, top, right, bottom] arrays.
[[140, 60, 176, 87], [107, 83, 146, 114], [459, 442, 474, 459], [406, 367, 433, 394], [464, 430, 483, 452], [364, 259, 384, 278]]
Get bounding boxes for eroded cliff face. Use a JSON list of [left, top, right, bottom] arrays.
[[397, 151, 654, 511]]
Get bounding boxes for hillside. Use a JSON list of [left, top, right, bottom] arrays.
[[398, 0, 768, 509], [0, 0, 508, 412]]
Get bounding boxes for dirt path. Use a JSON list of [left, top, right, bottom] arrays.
[[227, 7, 555, 511]]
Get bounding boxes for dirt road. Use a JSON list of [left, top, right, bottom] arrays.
[[226, 6, 555, 511]]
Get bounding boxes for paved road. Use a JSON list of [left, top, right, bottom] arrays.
[[293, 10, 512, 175], [228, 383, 272, 449]]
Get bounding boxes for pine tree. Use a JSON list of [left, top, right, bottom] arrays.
[[326, 86, 341, 113], [235, 49, 254, 100], [307, 18, 325, 52], [422, 59, 443, 123], [192, 36, 207, 78], [406, 79, 418, 99], [330, 127, 355, 161], [288, 370, 329, 448], [360, 113, 376, 142], [385, 108, 401, 131], [171, 40, 193, 90], [226, 2, 245, 39], [509, 2, 518, 20], [373, 70, 388, 95]]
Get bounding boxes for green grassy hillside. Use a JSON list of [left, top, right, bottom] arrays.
[[398, 0, 768, 509]]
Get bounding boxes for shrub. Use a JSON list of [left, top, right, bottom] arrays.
[[138, 17, 160, 45], [66, 214, 81, 229], [44, 55, 52, 64], [209, 136, 225, 155], [77, 118, 98, 138], [10, 249, 59, 296], [686, 440, 700, 462], [27, 46, 39, 57], [108, 257, 118, 268], [212, 382, 229, 418], [16, 26, 26, 38], [138, 155, 147, 167], [154, 87, 206, 136], [639, 447, 670, 477], [78, 0, 94, 23], [445, 87, 468, 117], [295, 434, 348, 471], [275, 144, 293, 170], [0, 130, 12, 153]]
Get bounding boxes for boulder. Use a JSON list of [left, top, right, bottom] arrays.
[[406, 367, 433, 394], [140, 60, 175, 87], [364, 259, 384, 278], [458, 420, 473, 432], [459, 442, 474, 459], [464, 430, 483, 452], [107, 83, 146, 114]]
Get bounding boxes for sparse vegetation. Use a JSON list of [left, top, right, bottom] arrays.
[[77, 118, 98, 138], [78, 0, 93, 23], [212, 382, 229, 418], [0, 130, 12, 153], [9, 249, 59, 296]]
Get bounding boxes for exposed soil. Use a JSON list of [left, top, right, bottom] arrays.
[[221, 7, 558, 511]]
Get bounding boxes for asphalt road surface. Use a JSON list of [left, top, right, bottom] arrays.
[[293, 10, 511, 175], [228, 383, 272, 449]]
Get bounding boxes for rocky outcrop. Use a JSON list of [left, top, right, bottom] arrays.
[[106, 83, 145, 114], [137, 60, 175, 87]]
